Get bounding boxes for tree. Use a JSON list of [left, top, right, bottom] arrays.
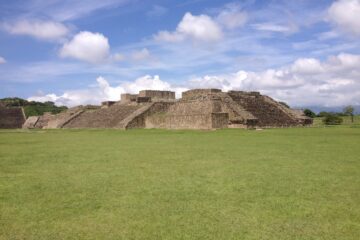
[[303, 109, 316, 118], [343, 105, 354, 123], [323, 113, 343, 125], [318, 111, 330, 117]]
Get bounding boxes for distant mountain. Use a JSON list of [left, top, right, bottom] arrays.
[[0, 97, 68, 118]]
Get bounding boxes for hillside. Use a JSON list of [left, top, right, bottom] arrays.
[[0, 97, 67, 118]]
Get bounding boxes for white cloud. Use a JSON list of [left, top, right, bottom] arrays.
[[291, 58, 324, 74], [328, 0, 360, 36], [25, 0, 130, 22], [0, 56, 6, 64], [188, 53, 360, 107], [2, 19, 69, 40], [317, 31, 339, 40], [216, 3, 247, 29], [131, 48, 150, 61], [155, 31, 185, 42], [59, 31, 110, 63], [111, 53, 125, 62], [155, 12, 223, 43], [252, 23, 297, 33], [28, 75, 185, 107], [28, 53, 360, 107]]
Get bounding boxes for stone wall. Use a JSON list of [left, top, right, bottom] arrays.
[[125, 102, 173, 129], [145, 114, 211, 129], [139, 90, 175, 100], [211, 113, 229, 128], [145, 113, 228, 130], [101, 101, 116, 108], [126, 99, 229, 130], [121, 93, 138, 104], [0, 107, 26, 129], [167, 100, 215, 115], [182, 89, 221, 100], [120, 90, 175, 104]]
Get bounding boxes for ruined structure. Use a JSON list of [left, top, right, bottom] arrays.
[[23, 89, 312, 130], [0, 103, 26, 129]]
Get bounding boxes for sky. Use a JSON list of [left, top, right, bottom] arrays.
[[0, 0, 359, 108]]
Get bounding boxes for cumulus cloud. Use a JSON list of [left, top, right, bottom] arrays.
[[155, 12, 223, 42], [188, 53, 360, 107], [28, 53, 360, 107], [28, 75, 186, 107], [0, 56, 6, 64], [59, 31, 110, 63], [2, 19, 69, 40], [328, 0, 360, 36], [291, 58, 324, 74]]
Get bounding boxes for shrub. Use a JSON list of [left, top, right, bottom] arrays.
[[318, 111, 330, 117], [303, 109, 316, 118], [323, 114, 343, 125]]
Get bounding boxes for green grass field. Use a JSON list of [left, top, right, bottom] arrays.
[[1, 126, 359, 239]]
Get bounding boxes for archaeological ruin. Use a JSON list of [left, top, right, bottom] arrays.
[[22, 89, 312, 130], [0, 102, 26, 129]]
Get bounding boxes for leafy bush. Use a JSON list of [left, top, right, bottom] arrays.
[[303, 109, 316, 118], [323, 114, 343, 125]]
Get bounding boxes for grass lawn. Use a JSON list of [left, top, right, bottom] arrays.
[[0, 127, 359, 239]]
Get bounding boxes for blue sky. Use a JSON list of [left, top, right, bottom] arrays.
[[0, 0, 359, 107]]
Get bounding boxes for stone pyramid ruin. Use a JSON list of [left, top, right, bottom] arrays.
[[22, 89, 312, 130], [0, 102, 26, 129]]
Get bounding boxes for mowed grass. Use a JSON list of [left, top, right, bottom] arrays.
[[0, 127, 359, 240]]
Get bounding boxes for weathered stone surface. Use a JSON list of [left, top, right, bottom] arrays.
[[22, 116, 39, 129], [121, 93, 138, 104], [0, 107, 26, 129], [101, 101, 116, 108], [139, 90, 175, 100]]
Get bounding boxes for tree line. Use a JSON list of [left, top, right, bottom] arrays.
[[303, 106, 355, 125], [0, 97, 68, 118]]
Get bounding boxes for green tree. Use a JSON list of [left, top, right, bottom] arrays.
[[318, 111, 330, 117], [303, 109, 316, 118], [343, 105, 354, 123], [323, 113, 343, 125]]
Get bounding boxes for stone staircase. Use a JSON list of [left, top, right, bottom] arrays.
[[62, 105, 143, 128], [218, 92, 257, 126], [228, 92, 299, 127]]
